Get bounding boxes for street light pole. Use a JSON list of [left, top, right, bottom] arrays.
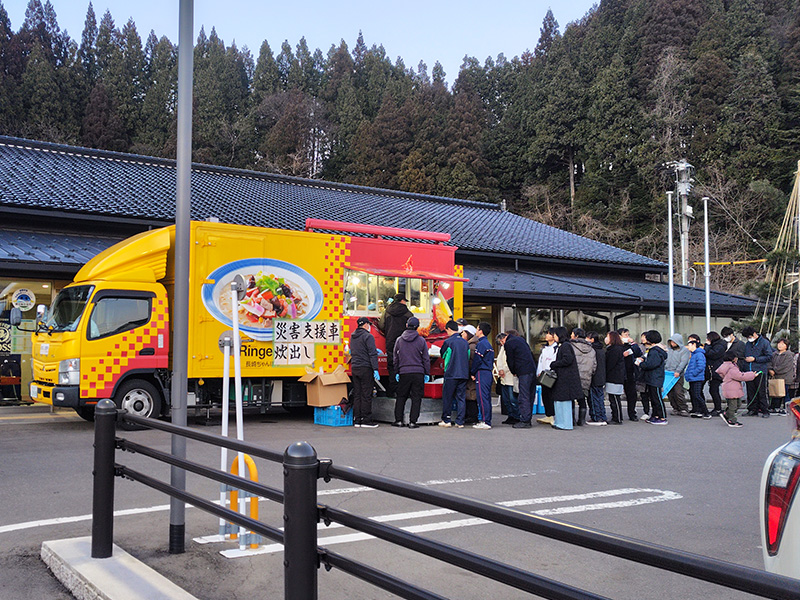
[[668, 159, 695, 286], [667, 191, 676, 336], [703, 196, 711, 333], [169, 0, 194, 555]]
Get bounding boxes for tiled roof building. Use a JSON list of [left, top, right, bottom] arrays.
[[0, 135, 757, 322]]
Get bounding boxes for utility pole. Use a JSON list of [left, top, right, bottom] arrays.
[[667, 159, 695, 286], [667, 191, 676, 336]]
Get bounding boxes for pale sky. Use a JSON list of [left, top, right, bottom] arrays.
[[6, 0, 598, 85]]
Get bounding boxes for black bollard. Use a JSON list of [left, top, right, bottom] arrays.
[[91, 399, 117, 558], [283, 441, 318, 600]]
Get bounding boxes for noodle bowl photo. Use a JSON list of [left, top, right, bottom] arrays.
[[202, 258, 323, 341]]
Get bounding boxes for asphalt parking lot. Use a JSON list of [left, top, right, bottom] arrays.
[[0, 403, 795, 599]]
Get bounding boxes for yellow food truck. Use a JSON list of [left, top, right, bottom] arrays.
[[15, 219, 464, 420]]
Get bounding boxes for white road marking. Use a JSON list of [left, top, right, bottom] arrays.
[[219, 488, 682, 558], [0, 472, 537, 535], [0, 504, 171, 535]]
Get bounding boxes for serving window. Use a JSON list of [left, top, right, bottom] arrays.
[[343, 269, 434, 317]]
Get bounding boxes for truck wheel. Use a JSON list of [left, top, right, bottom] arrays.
[[74, 406, 95, 422], [114, 379, 162, 430]]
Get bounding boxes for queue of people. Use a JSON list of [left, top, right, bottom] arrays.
[[349, 311, 797, 429]]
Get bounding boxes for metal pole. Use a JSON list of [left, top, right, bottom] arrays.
[[680, 192, 689, 286], [525, 307, 530, 346], [667, 192, 676, 336], [796, 161, 800, 349], [219, 336, 231, 537], [169, 0, 194, 555], [703, 197, 712, 333], [231, 283, 246, 549], [284, 442, 319, 600], [91, 399, 117, 559]]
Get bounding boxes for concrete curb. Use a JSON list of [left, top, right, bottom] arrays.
[[42, 537, 198, 600]]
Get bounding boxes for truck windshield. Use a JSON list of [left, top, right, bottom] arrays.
[[46, 285, 94, 332]]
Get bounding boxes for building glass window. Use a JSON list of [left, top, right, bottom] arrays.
[[0, 280, 66, 403]]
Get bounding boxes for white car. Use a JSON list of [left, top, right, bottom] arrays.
[[760, 398, 800, 578]]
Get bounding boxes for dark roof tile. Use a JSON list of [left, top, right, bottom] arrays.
[[0, 137, 664, 268]]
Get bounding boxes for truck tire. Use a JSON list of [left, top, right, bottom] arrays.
[[74, 405, 95, 422], [114, 379, 162, 430]]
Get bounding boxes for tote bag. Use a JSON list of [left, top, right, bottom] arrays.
[[768, 378, 786, 398]]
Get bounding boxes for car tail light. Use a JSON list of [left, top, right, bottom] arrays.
[[790, 398, 800, 432], [765, 451, 800, 555]]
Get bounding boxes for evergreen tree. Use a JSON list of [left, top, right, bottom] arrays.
[[133, 33, 176, 156], [348, 92, 412, 188], [82, 81, 126, 149], [78, 2, 97, 84], [534, 9, 559, 60], [718, 49, 786, 183], [276, 39, 296, 90], [94, 9, 117, 76], [0, 1, 24, 134], [252, 40, 280, 105], [20, 42, 71, 140]]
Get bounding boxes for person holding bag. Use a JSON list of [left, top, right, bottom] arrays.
[[769, 338, 794, 414], [536, 328, 558, 425], [548, 327, 583, 430]]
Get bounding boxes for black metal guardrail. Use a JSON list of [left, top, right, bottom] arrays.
[[90, 399, 800, 600]]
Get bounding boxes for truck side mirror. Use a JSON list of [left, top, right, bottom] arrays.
[[9, 307, 22, 326], [36, 304, 46, 323]]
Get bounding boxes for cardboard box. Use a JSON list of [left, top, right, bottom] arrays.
[[298, 365, 351, 407]]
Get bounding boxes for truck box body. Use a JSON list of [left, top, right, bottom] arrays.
[[29, 220, 463, 416]]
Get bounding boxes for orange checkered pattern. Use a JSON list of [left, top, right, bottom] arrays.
[[81, 296, 170, 398], [319, 236, 350, 371]]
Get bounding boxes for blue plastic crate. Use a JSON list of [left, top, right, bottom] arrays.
[[314, 405, 353, 427]]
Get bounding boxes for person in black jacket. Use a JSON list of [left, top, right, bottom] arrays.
[[618, 328, 643, 421], [704, 331, 727, 416], [604, 331, 626, 424], [504, 329, 536, 429], [349, 316, 381, 427], [380, 294, 413, 396], [721, 327, 746, 361], [586, 331, 607, 425], [548, 326, 584, 430], [635, 330, 668, 425]]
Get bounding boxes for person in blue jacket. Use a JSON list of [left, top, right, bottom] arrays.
[[741, 325, 773, 417], [684, 339, 710, 418], [635, 330, 669, 425], [438, 320, 470, 428], [470, 322, 495, 429]]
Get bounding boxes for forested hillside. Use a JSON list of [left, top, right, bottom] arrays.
[[2, 0, 799, 293]]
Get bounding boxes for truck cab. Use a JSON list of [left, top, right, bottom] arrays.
[[29, 280, 170, 420]]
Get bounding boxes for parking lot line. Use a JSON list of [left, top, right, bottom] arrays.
[[219, 487, 682, 558]]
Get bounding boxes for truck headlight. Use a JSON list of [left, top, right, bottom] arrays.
[[58, 358, 80, 385]]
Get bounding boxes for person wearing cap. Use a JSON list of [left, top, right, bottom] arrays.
[[461, 323, 480, 424], [392, 316, 431, 428], [379, 293, 413, 397], [470, 322, 495, 429], [439, 319, 470, 428], [349, 316, 381, 427]]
